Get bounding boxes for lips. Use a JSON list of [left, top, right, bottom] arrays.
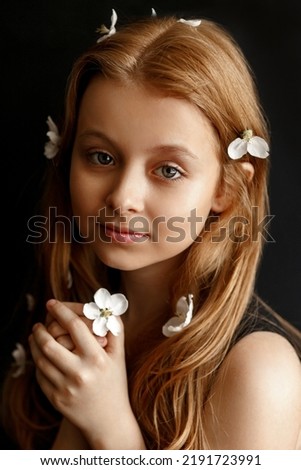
[[102, 224, 149, 243]]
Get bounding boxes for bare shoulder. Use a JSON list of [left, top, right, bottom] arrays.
[[204, 331, 301, 449]]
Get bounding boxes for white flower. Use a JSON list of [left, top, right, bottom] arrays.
[[44, 115, 61, 159], [25, 293, 35, 312], [162, 294, 194, 337], [83, 288, 128, 336], [96, 9, 117, 43], [11, 343, 26, 378], [178, 18, 201, 27], [67, 269, 73, 289], [227, 129, 269, 160]]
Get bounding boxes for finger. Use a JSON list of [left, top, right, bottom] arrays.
[[35, 367, 57, 404], [47, 301, 108, 350], [56, 334, 75, 351], [46, 300, 103, 356], [31, 322, 79, 375], [60, 302, 86, 317], [47, 301, 86, 323], [45, 312, 54, 327], [47, 320, 68, 339], [47, 320, 75, 351], [47, 313, 107, 350], [105, 317, 125, 357], [48, 314, 97, 337], [29, 332, 65, 386]]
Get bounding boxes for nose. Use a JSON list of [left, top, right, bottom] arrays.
[[105, 165, 145, 214]]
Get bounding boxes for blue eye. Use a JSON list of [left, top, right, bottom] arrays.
[[155, 165, 183, 180], [89, 151, 114, 165]]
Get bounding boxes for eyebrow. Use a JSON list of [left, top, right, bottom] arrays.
[[78, 130, 112, 144], [152, 145, 199, 160], [77, 130, 200, 160]]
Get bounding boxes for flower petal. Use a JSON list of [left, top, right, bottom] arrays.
[[44, 116, 60, 159], [110, 9, 118, 30], [96, 9, 118, 43], [247, 136, 269, 158], [12, 343, 26, 363], [109, 293, 129, 316], [175, 296, 189, 315], [26, 293, 35, 312], [66, 269, 73, 289], [94, 288, 111, 309], [178, 18, 201, 27], [44, 141, 58, 159], [46, 116, 59, 134], [11, 343, 26, 378], [92, 317, 108, 336], [227, 138, 248, 159], [107, 316, 122, 336], [162, 316, 184, 337], [83, 302, 99, 320], [162, 294, 194, 337], [47, 130, 60, 145], [182, 294, 194, 326]]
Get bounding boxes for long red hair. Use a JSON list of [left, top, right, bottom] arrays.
[[2, 16, 289, 449]]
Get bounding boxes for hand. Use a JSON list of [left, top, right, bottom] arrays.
[[29, 299, 144, 449], [46, 302, 108, 350]]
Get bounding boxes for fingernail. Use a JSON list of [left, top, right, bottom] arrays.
[[32, 323, 40, 332], [47, 299, 57, 307]]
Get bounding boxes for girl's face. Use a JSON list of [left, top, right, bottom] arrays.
[[70, 77, 225, 273]]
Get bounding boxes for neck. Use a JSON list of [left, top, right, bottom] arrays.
[[121, 262, 174, 321], [120, 261, 174, 365], [121, 256, 186, 333]]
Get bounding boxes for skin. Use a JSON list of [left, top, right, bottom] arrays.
[[69, 77, 226, 273], [29, 78, 301, 449], [204, 332, 301, 449]]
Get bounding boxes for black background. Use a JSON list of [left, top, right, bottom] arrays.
[[2, 0, 301, 350]]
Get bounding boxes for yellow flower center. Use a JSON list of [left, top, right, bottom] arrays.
[[100, 308, 113, 318], [242, 129, 253, 141]]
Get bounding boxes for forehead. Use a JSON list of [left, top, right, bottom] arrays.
[[77, 76, 219, 160]]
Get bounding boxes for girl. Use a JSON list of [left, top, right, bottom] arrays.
[[1, 11, 301, 450]]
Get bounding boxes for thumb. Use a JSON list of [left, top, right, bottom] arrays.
[[105, 316, 125, 357]]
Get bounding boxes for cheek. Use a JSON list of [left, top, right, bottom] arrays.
[[152, 201, 211, 247], [159, 187, 216, 241], [69, 174, 85, 215], [157, 188, 214, 221], [70, 163, 99, 214], [69, 170, 101, 239]]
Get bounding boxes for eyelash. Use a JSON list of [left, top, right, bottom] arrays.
[[154, 164, 184, 181], [88, 151, 114, 166], [87, 151, 185, 181]]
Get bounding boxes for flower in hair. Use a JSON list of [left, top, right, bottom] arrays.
[[162, 294, 194, 337], [11, 343, 26, 378], [26, 293, 35, 312], [227, 129, 269, 160], [178, 18, 201, 27], [44, 116, 61, 159], [96, 9, 117, 43], [67, 269, 73, 289], [83, 288, 128, 336]]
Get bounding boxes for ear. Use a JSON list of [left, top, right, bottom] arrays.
[[211, 173, 231, 213], [211, 162, 255, 213], [240, 161, 254, 182], [211, 187, 230, 213]]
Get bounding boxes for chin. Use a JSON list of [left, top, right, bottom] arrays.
[[94, 249, 149, 272]]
